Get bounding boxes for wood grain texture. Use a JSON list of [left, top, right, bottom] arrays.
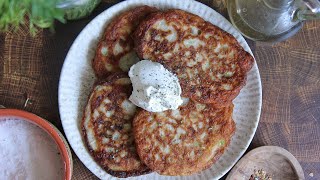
[[0, 0, 319, 179], [251, 20, 320, 180]]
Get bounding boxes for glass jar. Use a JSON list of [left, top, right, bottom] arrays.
[[227, 0, 320, 42], [56, 0, 101, 20]]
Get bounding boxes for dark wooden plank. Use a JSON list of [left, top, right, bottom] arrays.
[[252, 20, 320, 180]]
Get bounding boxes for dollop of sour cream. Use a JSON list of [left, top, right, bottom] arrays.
[[128, 60, 183, 112]]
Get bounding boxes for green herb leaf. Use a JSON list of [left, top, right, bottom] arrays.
[[0, 0, 66, 36]]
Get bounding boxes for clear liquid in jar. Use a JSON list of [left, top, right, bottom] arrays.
[[227, 0, 304, 42]]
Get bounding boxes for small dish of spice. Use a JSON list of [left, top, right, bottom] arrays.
[[249, 169, 272, 180], [0, 109, 73, 180], [226, 146, 304, 180]]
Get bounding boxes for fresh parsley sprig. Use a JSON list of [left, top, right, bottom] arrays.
[[0, 0, 66, 35]]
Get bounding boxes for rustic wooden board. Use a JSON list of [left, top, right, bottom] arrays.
[[0, 0, 319, 179], [251, 19, 320, 180]]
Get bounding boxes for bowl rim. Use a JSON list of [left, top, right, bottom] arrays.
[[0, 108, 73, 180], [226, 146, 305, 180]]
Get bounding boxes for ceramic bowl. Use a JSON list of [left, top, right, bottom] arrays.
[[0, 109, 73, 180]]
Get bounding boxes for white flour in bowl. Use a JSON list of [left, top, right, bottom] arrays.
[[0, 117, 65, 180]]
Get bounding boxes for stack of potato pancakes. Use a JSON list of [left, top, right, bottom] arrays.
[[81, 5, 254, 178]]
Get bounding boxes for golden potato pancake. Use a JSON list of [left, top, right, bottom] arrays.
[[134, 9, 254, 106], [133, 98, 236, 176], [93, 6, 157, 78], [82, 73, 151, 177]]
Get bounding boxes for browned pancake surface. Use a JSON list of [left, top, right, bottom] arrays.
[[93, 6, 157, 78], [134, 9, 254, 106], [82, 73, 151, 178], [133, 98, 236, 176]]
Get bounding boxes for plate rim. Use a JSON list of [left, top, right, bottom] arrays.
[[58, 0, 262, 179]]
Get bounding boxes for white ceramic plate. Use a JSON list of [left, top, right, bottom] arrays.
[[58, 0, 262, 179]]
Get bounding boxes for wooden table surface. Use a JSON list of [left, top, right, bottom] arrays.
[[0, 0, 319, 179]]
